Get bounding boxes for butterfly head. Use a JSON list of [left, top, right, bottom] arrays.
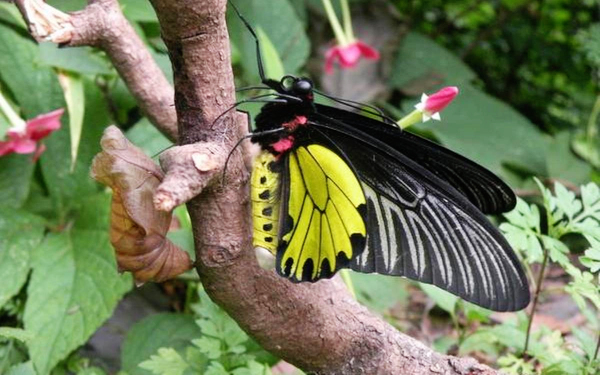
[[278, 75, 314, 100]]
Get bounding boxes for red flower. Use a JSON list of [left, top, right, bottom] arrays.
[[324, 40, 380, 74], [414, 86, 459, 121], [0, 108, 64, 159]]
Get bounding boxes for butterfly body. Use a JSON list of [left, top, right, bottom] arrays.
[[248, 75, 529, 311]]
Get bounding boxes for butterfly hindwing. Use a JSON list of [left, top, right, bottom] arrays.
[[276, 143, 367, 282], [310, 114, 529, 311]]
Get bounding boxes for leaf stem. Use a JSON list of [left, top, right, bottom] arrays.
[[523, 246, 549, 356], [339, 0, 355, 42], [321, 0, 349, 45]]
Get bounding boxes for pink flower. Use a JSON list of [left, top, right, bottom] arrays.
[[414, 86, 459, 121], [324, 40, 380, 74], [0, 108, 64, 160]]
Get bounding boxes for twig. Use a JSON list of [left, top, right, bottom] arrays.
[[524, 246, 549, 356], [13, 0, 178, 141], [593, 331, 600, 363]]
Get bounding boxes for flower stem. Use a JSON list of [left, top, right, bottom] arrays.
[[397, 109, 423, 129], [523, 246, 549, 356], [339, 0, 355, 42], [0, 88, 26, 131], [321, 0, 349, 45]]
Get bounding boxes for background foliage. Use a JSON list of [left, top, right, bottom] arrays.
[[0, 0, 599, 374]]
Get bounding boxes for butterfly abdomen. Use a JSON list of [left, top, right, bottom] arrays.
[[251, 151, 282, 254]]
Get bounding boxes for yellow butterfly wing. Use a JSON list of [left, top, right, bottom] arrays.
[[277, 144, 367, 281]]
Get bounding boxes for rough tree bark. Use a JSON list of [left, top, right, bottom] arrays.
[[14, 0, 503, 373]]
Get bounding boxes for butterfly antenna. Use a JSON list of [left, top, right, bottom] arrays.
[[229, 1, 278, 88], [313, 89, 397, 126], [151, 144, 176, 158]]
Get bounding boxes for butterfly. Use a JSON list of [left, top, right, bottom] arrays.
[[231, 4, 530, 312]]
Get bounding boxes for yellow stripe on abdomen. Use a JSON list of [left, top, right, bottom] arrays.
[[251, 151, 281, 254]]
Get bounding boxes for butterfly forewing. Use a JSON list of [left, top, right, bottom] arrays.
[[314, 104, 516, 215], [276, 143, 367, 282]]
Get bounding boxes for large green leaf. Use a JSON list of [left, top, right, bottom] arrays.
[[40, 78, 109, 212], [0, 23, 64, 118], [350, 272, 408, 313], [6, 362, 36, 375], [121, 313, 202, 375], [227, 0, 309, 81], [38, 43, 113, 76], [414, 84, 549, 177], [390, 32, 477, 92], [126, 117, 172, 157], [0, 155, 35, 209], [0, 211, 44, 309], [24, 230, 131, 374], [546, 132, 591, 185]]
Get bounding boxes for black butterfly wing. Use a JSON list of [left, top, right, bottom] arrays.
[[314, 104, 516, 215], [309, 112, 530, 311]]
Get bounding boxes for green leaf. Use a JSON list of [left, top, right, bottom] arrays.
[[205, 362, 228, 375], [502, 197, 540, 232], [40, 77, 109, 212], [126, 118, 172, 157], [0, 328, 34, 343], [390, 32, 476, 91], [0, 23, 65, 117], [350, 272, 408, 313], [572, 327, 597, 360], [0, 3, 27, 29], [420, 284, 457, 314], [119, 0, 158, 22], [571, 132, 600, 169], [191, 337, 222, 360], [497, 354, 534, 375], [38, 43, 113, 76], [542, 235, 570, 266], [6, 362, 36, 375], [542, 361, 583, 375], [414, 84, 549, 178], [228, 0, 309, 80], [565, 267, 600, 311], [24, 230, 131, 375], [58, 72, 85, 171], [580, 246, 600, 273], [256, 27, 285, 81], [138, 348, 189, 375], [553, 182, 582, 220], [459, 330, 499, 356], [545, 132, 591, 185], [121, 313, 202, 375], [231, 361, 272, 375], [0, 211, 45, 308], [581, 183, 600, 211]]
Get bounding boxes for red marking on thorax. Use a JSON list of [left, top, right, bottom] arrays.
[[282, 116, 308, 131], [272, 135, 295, 154]]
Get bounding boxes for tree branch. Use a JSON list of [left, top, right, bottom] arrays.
[[14, 0, 178, 141]]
